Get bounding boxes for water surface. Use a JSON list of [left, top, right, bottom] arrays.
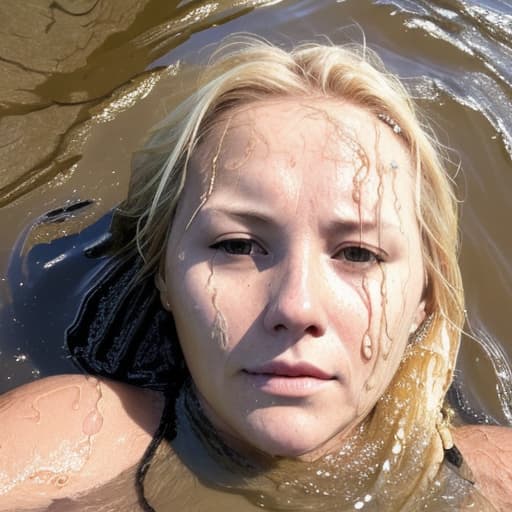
[[1, 0, 511, 508]]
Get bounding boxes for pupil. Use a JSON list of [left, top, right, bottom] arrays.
[[227, 240, 251, 254], [346, 247, 369, 262]]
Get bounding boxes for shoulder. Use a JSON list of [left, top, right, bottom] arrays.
[[453, 424, 512, 511], [0, 374, 165, 509]]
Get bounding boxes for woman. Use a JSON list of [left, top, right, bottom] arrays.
[[1, 37, 511, 511]]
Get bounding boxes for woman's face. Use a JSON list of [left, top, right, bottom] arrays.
[[160, 98, 426, 460]]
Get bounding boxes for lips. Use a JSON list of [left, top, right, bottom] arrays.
[[244, 361, 334, 380], [242, 362, 335, 397]]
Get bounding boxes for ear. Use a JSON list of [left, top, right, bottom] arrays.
[[410, 299, 427, 334], [155, 272, 172, 312]]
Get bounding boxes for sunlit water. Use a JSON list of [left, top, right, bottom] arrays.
[[1, 0, 511, 510]]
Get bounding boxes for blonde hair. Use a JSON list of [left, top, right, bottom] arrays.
[[122, 36, 465, 507]]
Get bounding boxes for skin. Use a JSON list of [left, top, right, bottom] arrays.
[[1, 98, 512, 511], [159, 98, 427, 460], [0, 375, 163, 510], [454, 426, 512, 511]]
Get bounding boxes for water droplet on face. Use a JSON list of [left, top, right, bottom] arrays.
[[363, 346, 372, 360], [82, 409, 104, 436], [392, 441, 402, 454], [382, 459, 391, 472], [361, 334, 372, 360], [354, 500, 364, 509]]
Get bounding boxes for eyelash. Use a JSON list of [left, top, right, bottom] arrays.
[[210, 238, 267, 256], [336, 246, 383, 266], [210, 239, 383, 266]]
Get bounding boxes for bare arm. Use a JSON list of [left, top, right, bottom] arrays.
[[0, 374, 164, 510], [454, 425, 512, 512]]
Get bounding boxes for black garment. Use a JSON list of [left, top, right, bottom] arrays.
[[66, 253, 187, 393]]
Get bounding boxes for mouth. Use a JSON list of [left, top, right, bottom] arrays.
[[243, 361, 336, 397]]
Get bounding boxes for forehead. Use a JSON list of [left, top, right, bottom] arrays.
[[188, 98, 416, 222]]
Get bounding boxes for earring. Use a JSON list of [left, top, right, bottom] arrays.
[[409, 314, 434, 345]]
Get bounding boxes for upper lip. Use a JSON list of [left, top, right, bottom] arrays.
[[244, 361, 334, 380]]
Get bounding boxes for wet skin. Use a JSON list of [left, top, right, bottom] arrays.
[[158, 98, 427, 460]]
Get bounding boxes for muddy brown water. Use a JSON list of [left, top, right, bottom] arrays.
[[0, 0, 511, 509]]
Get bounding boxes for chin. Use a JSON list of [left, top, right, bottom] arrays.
[[250, 435, 321, 459], [243, 410, 344, 460]]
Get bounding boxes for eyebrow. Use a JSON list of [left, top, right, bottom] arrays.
[[203, 206, 404, 236], [205, 207, 274, 225]]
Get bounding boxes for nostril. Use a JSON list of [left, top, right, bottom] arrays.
[[274, 323, 287, 332], [305, 325, 322, 337]]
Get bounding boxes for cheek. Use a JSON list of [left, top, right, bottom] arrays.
[[170, 266, 214, 322], [336, 272, 412, 374], [207, 269, 269, 345], [333, 274, 385, 342], [166, 258, 224, 373], [357, 270, 422, 397], [167, 258, 262, 358], [371, 260, 423, 328], [339, 276, 409, 413]]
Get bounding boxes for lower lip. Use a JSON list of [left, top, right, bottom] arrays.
[[243, 372, 333, 397]]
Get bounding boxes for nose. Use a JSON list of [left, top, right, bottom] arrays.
[[263, 251, 328, 338]]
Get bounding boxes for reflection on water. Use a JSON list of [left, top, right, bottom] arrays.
[[0, 0, 511, 509]]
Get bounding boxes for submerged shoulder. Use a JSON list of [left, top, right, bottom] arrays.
[[0, 374, 164, 509], [454, 424, 512, 511]]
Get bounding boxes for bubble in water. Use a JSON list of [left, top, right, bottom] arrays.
[[354, 500, 364, 510], [14, 353, 27, 363], [277, 481, 290, 491], [392, 441, 402, 454]]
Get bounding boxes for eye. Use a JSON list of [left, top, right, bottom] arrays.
[[210, 238, 267, 256], [337, 246, 382, 266]]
